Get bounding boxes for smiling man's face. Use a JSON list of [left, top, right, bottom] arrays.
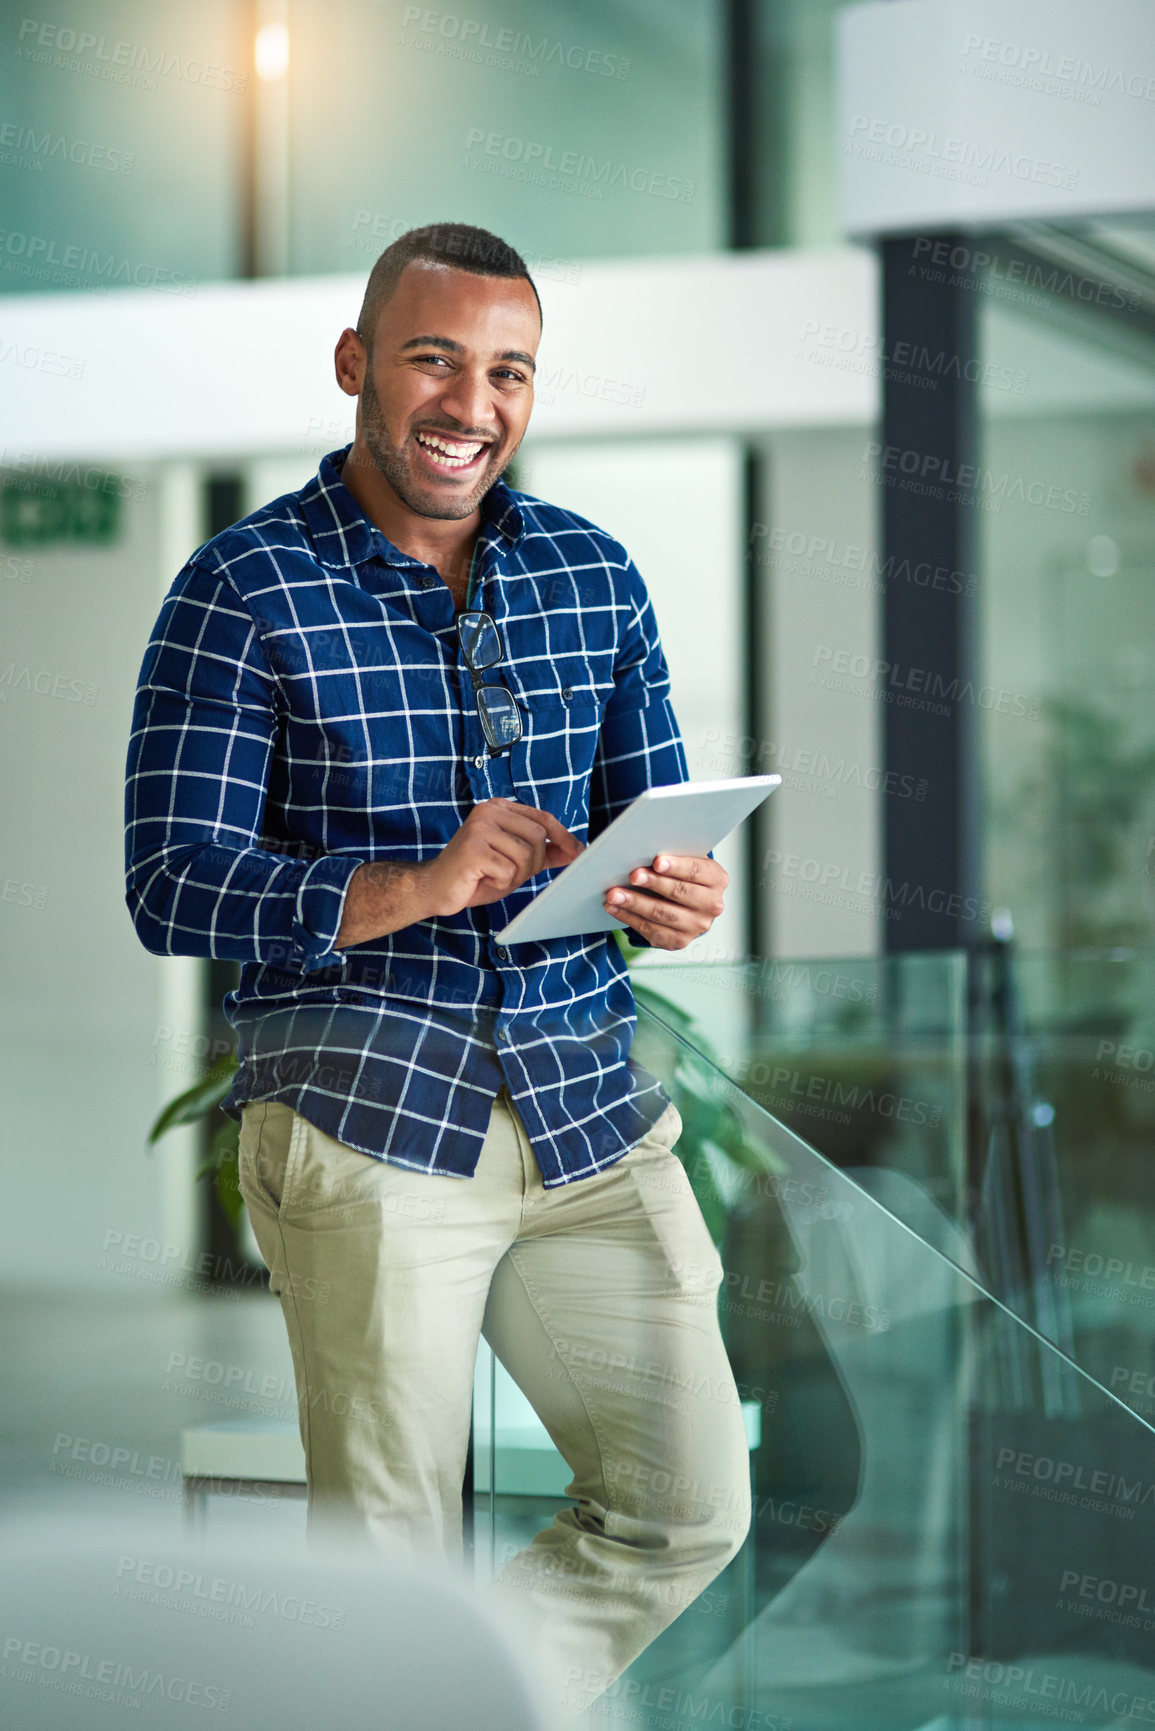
[[349, 259, 541, 523]]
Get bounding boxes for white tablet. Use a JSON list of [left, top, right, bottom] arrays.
[[494, 775, 781, 945]]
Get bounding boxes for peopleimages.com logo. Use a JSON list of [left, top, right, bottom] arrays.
[[400, 7, 631, 79], [959, 33, 1155, 105], [0, 229, 196, 295], [846, 115, 1079, 190], [463, 130, 695, 201], [863, 441, 1092, 515], [14, 17, 248, 92]]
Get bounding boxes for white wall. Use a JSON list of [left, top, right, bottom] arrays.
[[519, 438, 750, 967], [0, 462, 202, 1289], [756, 427, 882, 957]]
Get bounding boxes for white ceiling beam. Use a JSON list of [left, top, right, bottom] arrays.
[[0, 247, 878, 466]]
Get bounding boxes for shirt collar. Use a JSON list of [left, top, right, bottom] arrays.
[[299, 444, 525, 573]]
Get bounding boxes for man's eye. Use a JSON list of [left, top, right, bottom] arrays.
[[494, 369, 527, 384], [415, 354, 450, 366]]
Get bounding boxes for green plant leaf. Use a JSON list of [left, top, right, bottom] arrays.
[[217, 1153, 244, 1229], [191, 1119, 244, 1228], [147, 1059, 238, 1145], [211, 1121, 244, 1229]]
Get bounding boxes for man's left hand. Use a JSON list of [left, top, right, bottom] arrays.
[[605, 854, 728, 951]]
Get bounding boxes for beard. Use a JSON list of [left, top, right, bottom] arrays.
[[355, 361, 516, 522]]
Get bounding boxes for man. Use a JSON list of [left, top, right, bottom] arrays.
[[124, 223, 751, 1719]]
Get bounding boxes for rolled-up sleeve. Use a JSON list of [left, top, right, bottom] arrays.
[[124, 557, 362, 970], [589, 557, 689, 838]]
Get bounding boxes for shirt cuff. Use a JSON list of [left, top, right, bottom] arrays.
[[290, 853, 365, 971]]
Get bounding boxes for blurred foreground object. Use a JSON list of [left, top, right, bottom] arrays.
[[0, 1506, 555, 1729]]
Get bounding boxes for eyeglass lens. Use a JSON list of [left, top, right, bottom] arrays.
[[458, 613, 502, 670], [477, 687, 522, 750], [457, 611, 522, 753]]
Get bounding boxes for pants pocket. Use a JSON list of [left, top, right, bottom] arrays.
[[238, 1100, 303, 1214], [625, 1110, 725, 1297]]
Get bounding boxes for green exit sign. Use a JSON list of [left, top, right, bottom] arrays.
[[0, 470, 123, 546]]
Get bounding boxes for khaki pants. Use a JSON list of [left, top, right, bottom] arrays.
[[238, 1090, 752, 1719]]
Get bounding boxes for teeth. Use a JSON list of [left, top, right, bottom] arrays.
[[416, 431, 485, 468]]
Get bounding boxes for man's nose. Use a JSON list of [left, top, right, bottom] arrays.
[[438, 371, 498, 436]]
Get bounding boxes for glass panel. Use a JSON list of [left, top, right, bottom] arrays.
[[286, 0, 727, 272], [632, 952, 1155, 1405], [986, 948, 1155, 1432], [481, 998, 1155, 1730], [745, 0, 863, 249], [0, 0, 243, 299], [633, 954, 970, 1235], [978, 229, 1155, 957]]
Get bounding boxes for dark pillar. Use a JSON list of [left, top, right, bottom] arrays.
[[742, 446, 772, 969], [724, 0, 758, 250], [880, 235, 981, 951], [726, 0, 769, 965]]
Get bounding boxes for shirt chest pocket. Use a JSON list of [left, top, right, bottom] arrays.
[[506, 645, 614, 713], [506, 683, 606, 831]]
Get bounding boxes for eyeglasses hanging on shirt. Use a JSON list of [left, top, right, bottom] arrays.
[[457, 610, 524, 757]]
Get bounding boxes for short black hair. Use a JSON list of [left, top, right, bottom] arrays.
[[355, 222, 541, 349]]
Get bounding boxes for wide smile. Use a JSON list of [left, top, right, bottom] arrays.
[[412, 429, 493, 479]]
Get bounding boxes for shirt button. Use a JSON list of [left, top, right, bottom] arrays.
[[561, 686, 573, 702], [497, 1027, 510, 1043], [473, 754, 485, 769], [419, 575, 437, 590], [496, 946, 509, 961]]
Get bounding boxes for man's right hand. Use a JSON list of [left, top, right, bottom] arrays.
[[422, 798, 583, 914], [335, 800, 583, 948]]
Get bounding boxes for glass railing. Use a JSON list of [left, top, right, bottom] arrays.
[[632, 949, 969, 1228], [627, 950, 1155, 1429], [476, 984, 1155, 1731], [981, 946, 1155, 1424]]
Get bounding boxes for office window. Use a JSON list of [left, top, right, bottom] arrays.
[[285, 0, 727, 272], [978, 223, 1155, 951]]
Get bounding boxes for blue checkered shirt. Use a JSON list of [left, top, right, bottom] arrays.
[[124, 447, 689, 1185]]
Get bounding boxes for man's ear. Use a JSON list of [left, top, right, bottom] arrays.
[[334, 327, 366, 399]]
